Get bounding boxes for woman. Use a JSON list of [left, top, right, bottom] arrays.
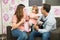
[[11, 4, 28, 40]]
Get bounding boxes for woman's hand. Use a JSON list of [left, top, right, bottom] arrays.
[[20, 18, 25, 24], [11, 18, 25, 29]]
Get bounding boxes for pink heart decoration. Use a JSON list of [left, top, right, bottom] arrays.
[[3, 14, 9, 21]]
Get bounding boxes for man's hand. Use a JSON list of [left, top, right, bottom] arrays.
[[37, 21, 43, 25], [34, 25, 39, 31]]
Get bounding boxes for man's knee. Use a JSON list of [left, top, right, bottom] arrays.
[[42, 32, 50, 38], [30, 31, 35, 36]]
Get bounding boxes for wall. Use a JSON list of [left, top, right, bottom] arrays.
[[0, 0, 2, 34], [2, 0, 29, 34], [46, 0, 60, 6]]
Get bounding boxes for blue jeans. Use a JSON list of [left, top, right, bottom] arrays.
[[11, 29, 28, 40], [29, 31, 50, 40]]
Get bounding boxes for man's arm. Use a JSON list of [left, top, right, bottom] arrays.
[[35, 21, 55, 33]]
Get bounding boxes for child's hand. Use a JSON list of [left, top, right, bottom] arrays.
[[34, 16, 38, 20], [29, 15, 38, 20]]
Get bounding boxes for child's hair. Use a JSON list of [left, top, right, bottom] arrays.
[[32, 5, 38, 14], [14, 4, 25, 23]]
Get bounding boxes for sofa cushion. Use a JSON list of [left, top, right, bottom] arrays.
[[55, 17, 60, 28], [50, 27, 60, 40]]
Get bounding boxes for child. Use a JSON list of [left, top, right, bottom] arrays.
[[29, 5, 39, 29]]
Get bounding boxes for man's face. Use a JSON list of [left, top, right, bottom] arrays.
[[41, 6, 45, 14]]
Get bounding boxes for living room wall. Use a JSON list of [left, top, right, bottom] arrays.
[[0, 0, 2, 34]]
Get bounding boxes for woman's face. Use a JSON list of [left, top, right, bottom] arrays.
[[23, 7, 25, 13], [23, 7, 27, 17]]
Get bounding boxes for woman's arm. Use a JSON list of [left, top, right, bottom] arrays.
[[12, 19, 24, 29], [11, 15, 25, 29]]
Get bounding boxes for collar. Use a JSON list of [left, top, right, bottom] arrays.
[[43, 13, 50, 21]]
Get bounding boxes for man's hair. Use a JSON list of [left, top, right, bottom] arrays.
[[43, 4, 51, 13]]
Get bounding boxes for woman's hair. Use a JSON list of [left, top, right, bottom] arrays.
[[14, 4, 25, 23], [32, 5, 38, 14]]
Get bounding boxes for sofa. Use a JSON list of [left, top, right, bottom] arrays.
[[7, 17, 60, 40]]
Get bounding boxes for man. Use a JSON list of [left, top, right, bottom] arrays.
[[29, 4, 56, 40]]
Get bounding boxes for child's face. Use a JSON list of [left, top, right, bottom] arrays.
[[32, 8, 36, 14]]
